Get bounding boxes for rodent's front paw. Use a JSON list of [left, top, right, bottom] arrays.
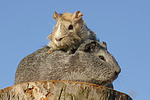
[[47, 50, 53, 54]]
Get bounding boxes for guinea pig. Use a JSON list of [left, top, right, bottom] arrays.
[[47, 11, 96, 54]]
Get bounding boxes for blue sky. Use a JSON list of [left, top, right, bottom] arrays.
[[0, 0, 150, 100]]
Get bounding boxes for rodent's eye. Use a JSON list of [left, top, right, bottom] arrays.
[[68, 25, 73, 30], [99, 55, 106, 61]]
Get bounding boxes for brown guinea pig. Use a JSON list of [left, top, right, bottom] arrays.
[[47, 11, 96, 54]]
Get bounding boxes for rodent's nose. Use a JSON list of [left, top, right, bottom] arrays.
[[115, 67, 121, 75], [55, 38, 63, 41]]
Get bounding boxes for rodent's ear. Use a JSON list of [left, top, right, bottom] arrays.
[[53, 11, 59, 20], [84, 41, 99, 52], [77, 40, 98, 52], [77, 40, 107, 52], [102, 41, 107, 50], [72, 11, 83, 22]]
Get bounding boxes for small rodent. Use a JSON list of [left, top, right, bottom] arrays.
[[47, 11, 96, 53], [15, 40, 121, 87]]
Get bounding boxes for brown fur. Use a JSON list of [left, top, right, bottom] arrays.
[[47, 11, 96, 53]]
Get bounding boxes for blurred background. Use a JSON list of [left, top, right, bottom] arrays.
[[0, 0, 150, 100]]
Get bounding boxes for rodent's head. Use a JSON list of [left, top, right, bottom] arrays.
[[47, 11, 89, 50], [72, 40, 121, 86]]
